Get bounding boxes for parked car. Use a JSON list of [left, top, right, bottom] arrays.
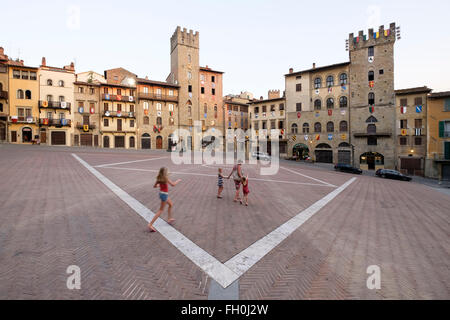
[[334, 163, 363, 174], [251, 152, 271, 161], [376, 169, 412, 181]]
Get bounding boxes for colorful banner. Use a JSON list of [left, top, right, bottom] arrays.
[[328, 134, 333, 141], [369, 81, 374, 88], [78, 107, 84, 114], [416, 105, 423, 113], [369, 106, 375, 114], [90, 107, 95, 114], [341, 134, 347, 140], [401, 129, 407, 136], [315, 134, 320, 141], [43, 118, 49, 125], [400, 106, 407, 114], [297, 112, 301, 119], [116, 95, 122, 101], [328, 109, 333, 116]]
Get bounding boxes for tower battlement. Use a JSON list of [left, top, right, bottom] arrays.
[[170, 26, 199, 53], [349, 22, 396, 50]]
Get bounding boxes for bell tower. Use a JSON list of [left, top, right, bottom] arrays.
[[170, 27, 200, 140]]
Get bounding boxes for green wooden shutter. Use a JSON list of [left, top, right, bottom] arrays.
[[439, 121, 445, 138], [445, 142, 450, 160]]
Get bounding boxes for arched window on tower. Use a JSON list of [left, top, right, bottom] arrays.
[[314, 122, 322, 133], [368, 92, 375, 105], [339, 121, 348, 132], [368, 71, 375, 82], [302, 123, 310, 133], [314, 99, 322, 110], [291, 123, 298, 134], [339, 96, 348, 108], [314, 78, 322, 89], [17, 89, 24, 99], [340, 73, 348, 85], [327, 98, 334, 109], [327, 121, 334, 133], [326, 76, 334, 87]]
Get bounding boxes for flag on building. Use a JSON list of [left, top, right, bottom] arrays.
[[416, 105, 423, 113], [328, 109, 333, 116], [400, 106, 407, 114], [401, 129, 407, 136], [369, 106, 375, 113], [369, 81, 374, 88], [297, 112, 301, 119], [315, 134, 320, 141], [328, 134, 333, 141]]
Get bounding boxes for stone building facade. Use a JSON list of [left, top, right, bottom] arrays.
[[395, 86, 432, 176], [0, 47, 9, 142], [100, 68, 137, 149], [199, 66, 223, 134], [136, 78, 179, 150], [38, 57, 75, 146], [73, 71, 105, 147], [7, 63, 39, 144], [167, 26, 224, 150], [426, 91, 450, 182], [249, 91, 287, 156], [348, 23, 397, 171], [285, 63, 351, 164]]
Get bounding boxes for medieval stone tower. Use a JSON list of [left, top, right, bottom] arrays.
[[349, 22, 397, 170], [170, 27, 200, 148]]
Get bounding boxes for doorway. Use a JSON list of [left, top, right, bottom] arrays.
[[22, 127, 32, 143], [156, 136, 163, 149]]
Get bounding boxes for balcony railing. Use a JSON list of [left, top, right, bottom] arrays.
[[354, 132, 392, 138], [0, 91, 7, 99], [138, 92, 178, 102], [102, 94, 135, 102], [9, 116, 38, 124], [102, 110, 136, 118], [444, 131, 450, 138], [76, 122, 97, 130], [39, 118, 72, 127], [39, 101, 72, 110]]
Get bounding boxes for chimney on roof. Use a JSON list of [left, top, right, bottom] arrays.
[[41, 57, 46, 66], [260, 96, 263, 100], [313, 63, 316, 69], [289, 68, 293, 74], [0, 47, 4, 55], [145, 76, 149, 80], [20, 60, 24, 65]]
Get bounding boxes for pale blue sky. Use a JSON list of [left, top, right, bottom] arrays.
[[1, 0, 449, 98]]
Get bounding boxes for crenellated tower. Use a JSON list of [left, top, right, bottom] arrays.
[[170, 27, 200, 148], [348, 22, 398, 170]]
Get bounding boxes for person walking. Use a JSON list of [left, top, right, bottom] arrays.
[[148, 167, 181, 233], [227, 160, 244, 203]]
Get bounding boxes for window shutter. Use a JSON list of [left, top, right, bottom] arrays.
[[439, 121, 445, 138], [445, 142, 450, 160], [445, 99, 450, 111]]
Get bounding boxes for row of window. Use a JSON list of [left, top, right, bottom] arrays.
[[200, 74, 215, 83], [13, 70, 37, 80], [103, 118, 135, 128], [47, 79, 66, 87], [313, 73, 348, 89], [16, 89, 32, 100], [399, 136, 423, 146], [399, 97, 423, 107], [142, 116, 175, 126], [254, 104, 285, 114], [201, 87, 216, 95], [141, 87, 174, 96], [399, 119, 423, 129], [45, 95, 67, 102], [291, 121, 349, 134], [78, 86, 96, 94], [103, 87, 136, 96]]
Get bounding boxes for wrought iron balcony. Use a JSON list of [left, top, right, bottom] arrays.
[[101, 94, 135, 102], [138, 92, 178, 102], [39, 118, 72, 127], [102, 110, 136, 118], [9, 116, 38, 124], [76, 122, 97, 130], [39, 101, 71, 110]]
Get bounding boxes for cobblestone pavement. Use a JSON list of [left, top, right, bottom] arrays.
[[0, 144, 449, 299]]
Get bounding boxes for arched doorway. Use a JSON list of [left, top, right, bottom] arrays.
[[129, 136, 135, 148], [360, 152, 384, 170], [22, 127, 32, 143], [315, 143, 333, 163], [338, 142, 351, 164], [156, 136, 163, 149], [293, 143, 310, 160], [103, 136, 110, 148], [141, 133, 151, 149]]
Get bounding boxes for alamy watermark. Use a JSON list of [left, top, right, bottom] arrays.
[[366, 265, 381, 290], [66, 265, 81, 290]]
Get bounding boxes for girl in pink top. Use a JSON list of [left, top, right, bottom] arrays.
[[148, 167, 181, 233]]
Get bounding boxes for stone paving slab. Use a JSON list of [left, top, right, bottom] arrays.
[[0, 144, 449, 299]]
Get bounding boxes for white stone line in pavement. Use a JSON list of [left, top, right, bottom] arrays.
[[280, 166, 337, 187], [73, 153, 354, 289], [100, 166, 337, 188], [72, 153, 240, 288], [224, 177, 356, 277], [95, 156, 168, 168]]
